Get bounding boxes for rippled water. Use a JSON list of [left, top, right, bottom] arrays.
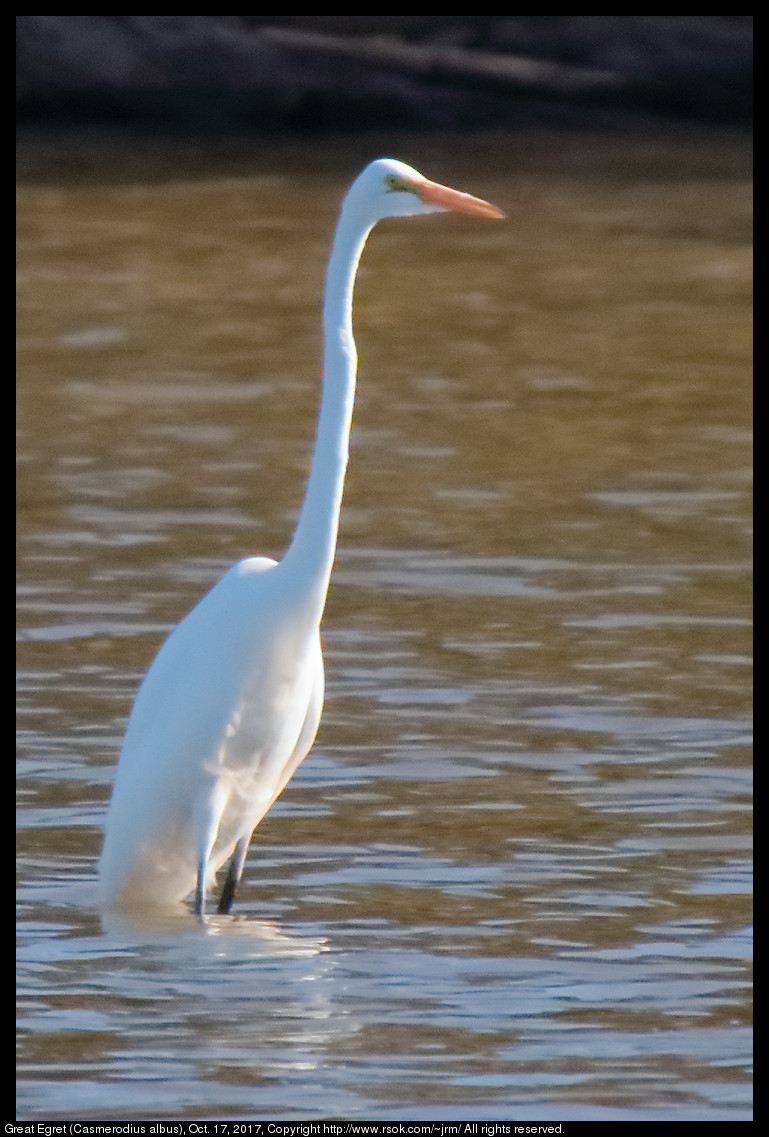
[[16, 129, 752, 1121]]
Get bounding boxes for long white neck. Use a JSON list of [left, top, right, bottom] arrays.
[[282, 203, 374, 615]]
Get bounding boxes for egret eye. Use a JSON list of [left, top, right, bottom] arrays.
[[384, 174, 408, 192]]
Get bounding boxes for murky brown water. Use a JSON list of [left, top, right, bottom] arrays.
[[17, 128, 752, 1121]]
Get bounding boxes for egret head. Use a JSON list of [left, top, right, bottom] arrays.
[[344, 158, 505, 224]]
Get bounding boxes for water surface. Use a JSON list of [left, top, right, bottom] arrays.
[[17, 129, 752, 1121]]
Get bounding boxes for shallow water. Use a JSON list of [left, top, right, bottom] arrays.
[[16, 129, 752, 1121]]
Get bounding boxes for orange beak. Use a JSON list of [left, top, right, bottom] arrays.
[[417, 178, 505, 221]]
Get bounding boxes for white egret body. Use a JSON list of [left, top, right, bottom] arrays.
[[98, 159, 504, 915]]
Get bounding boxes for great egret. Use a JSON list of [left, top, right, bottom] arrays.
[[98, 158, 504, 916]]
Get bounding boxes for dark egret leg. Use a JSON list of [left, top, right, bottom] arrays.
[[217, 836, 250, 914]]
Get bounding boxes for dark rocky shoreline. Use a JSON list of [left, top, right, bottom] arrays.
[[17, 16, 753, 132]]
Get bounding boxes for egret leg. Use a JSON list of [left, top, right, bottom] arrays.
[[194, 861, 206, 920], [217, 836, 250, 914], [193, 779, 229, 921]]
